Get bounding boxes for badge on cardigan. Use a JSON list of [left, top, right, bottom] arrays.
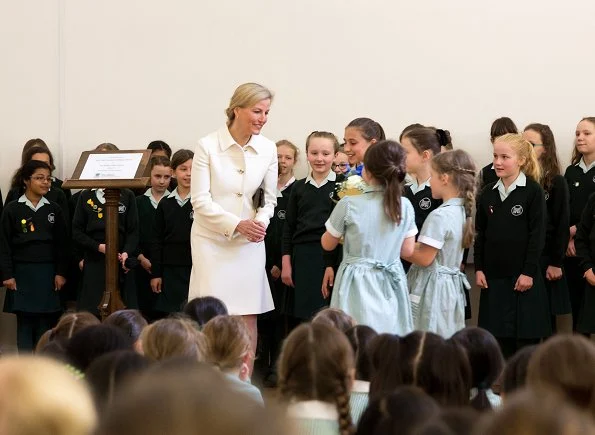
[[87, 198, 104, 219], [419, 197, 432, 210], [118, 203, 126, 214], [544, 192, 550, 201], [48, 213, 55, 224], [511, 205, 524, 216], [277, 210, 286, 220], [189, 211, 194, 220]]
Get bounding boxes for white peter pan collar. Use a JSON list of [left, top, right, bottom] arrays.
[[577, 158, 595, 173], [18, 194, 50, 212], [305, 170, 336, 188], [351, 380, 370, 393], [287, 400, 338, 420], [493, 172, 526, 201]]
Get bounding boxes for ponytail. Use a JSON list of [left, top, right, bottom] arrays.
[[495, 134, 541, 182]]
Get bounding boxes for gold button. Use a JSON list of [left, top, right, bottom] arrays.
[[236, 192, 243, 197], [238, 169, 245, 174], [224, 231, 229, 237]]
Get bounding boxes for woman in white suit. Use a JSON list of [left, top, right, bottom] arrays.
[[189, 83, 278, 357]]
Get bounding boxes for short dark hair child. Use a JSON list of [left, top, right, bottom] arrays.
[[182, 296, 228, 327]]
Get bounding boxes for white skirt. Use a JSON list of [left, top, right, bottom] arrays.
[[189, 228, 274, 315]]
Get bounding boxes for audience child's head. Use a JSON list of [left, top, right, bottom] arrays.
[[527, 334, 595, 419], [183, 296, 228, 327], [147, 140, 172, 158], [333, 146, 350, 175], [66, 324, 133, 371], [344, 325, 378, 382], [97, 363, 287, 435], [95, 142, 119, 151], [148, 155, 172, 194], [369, 331, 472, 407], [47, 311, 101, 344], [11, 159, 52, 193], [312, 307, 356, 332], [202, 315, 252, 380], [344, 117, 386, 166], [363, 140, 407, 224], [103, 309, 148, 353], [141, 318, 206, 362], [276, 139, 298, 178], [416, 408, 479, 435], [171, 149, 194, 192], [490, 117, 518, 143], [278, 322, 355, 435], [452, 327, 504, 411], [355, 386, 440, 435], [492, 133, 541, 182], [500, 345, 537, 399], [431, 149, 477, 248], [305, 131, 339, 178], [85, 350, 150, 414], [400, 127, 442, 178], [474, 388, 595, 435], [571, 117, 595, 165], [0, 356, 96, 435], [523, 123, 561, 191]]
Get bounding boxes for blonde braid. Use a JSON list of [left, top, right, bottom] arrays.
[[335, 376, 354, 435]]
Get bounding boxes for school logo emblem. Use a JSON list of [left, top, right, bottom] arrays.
[[511, 205, 524, 216], [118, 203, 126, 214], [277, 210, 286, 220], [189, 211, 194, 220], [545, 192, 550, 201], [48, 213, 55, 224], [592, 176, 595, 183], [419, 197, 432, 210]]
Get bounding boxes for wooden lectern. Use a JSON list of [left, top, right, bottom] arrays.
[[62, 150, 151, 319]]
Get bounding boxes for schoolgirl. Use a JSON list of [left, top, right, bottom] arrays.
[[478, 117, 518, 190]]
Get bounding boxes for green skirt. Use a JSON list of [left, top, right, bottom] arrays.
[[3, 262, 61, 314], [154, 265, 191, 313]]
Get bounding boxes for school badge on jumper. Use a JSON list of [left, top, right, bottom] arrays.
[[545, 192, 550, 201], [118, 203, 126, 214], [87, 198, 103, 219], [419, 197, 432, 210], [511, 205, 524, 216], [277, 210, 286, 220], [189, 211, 194, 220], [48, 213, 55, 224]]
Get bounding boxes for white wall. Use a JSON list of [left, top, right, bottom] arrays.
[[1, 0, 595, 195]]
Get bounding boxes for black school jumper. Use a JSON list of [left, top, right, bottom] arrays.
[[151, 195, 193, 314], [135, 193, 159, 317], [1, 199, 68, 350], [573, 193, 595, 333], [72, 189, 139, 316], [479, 163, 499, 191], [474, 178, 550, 348], [564, 163, 595, 329], [282, 177, 342, 320]]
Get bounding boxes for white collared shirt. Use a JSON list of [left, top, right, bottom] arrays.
[[144, 188, 170, 209], [218, 126, 266, 154], [351, 380, 370, 394], [93, 188, 106, 204], [493, 172, 527, 201], [408, 176, 431, 194], [277, 176, 296, 197], [578, 158, 595, 173], [168, 187, 190, 206], [286, 400, 339, 420], [305, 170, 336, 188], [18, 194, 49, 212]]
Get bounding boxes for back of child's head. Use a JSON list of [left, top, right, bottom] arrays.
[[305, 130, 340, 152], [66, 324, 133, 371], [363, 140, 407, 224], [147, 140, 172, 158], [494, 133, 541, 182], [278, 322, 355, 435], [312, 307, 356, 332], [0, 355, 97, 435], [527, 334, 595, 419], [103, 309, 148, 350], [97, 362, 288, 435], [490, 117, 518, 142], [183, 296, 228, 327], [370, 331, 471, 407], [474, 388, 595, 435], [451, 327, 504, 411], [171, 149, 194, 169], [401, 127, 442, 156], [85, 350, 150, 414], [431, 149, 477, 248], [51, 311, 101, 342], [346, 118, 386, 143], [202, 315, 251, 372], [501, 345, 537, 398], [141, 318, 206, 362], [418, 408, 479, 435], [355, 386, 440, 435], [344, 325, 378, 382]]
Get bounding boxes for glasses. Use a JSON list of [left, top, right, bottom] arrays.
[[332, 163, 349, 170], [30, 176, 52, 183]]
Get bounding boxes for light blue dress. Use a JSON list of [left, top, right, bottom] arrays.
[[407, 198, 470, 338], [327, 187, 417, 335]]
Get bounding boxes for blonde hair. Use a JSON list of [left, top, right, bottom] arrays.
[[0, 356, 96, 435], [50, 311, 101, 342], [305, 131, 340, 152], [431, 150, 478, 249], [494, 133, 541, 182], [141, 318, 206, 362], [202, 315, 251, 371], [278, 322, 355, 435], [312, 308, 357, 332], [276, 139, 299, 160], [225, 82, 273, 127]]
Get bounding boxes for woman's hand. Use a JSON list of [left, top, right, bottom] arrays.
[[150, 278, 162, 293], [3, 278, 16, 291], [514, 274, 533, 292], [54, 275, 66, 291], [236, 220, 266, 242], [321, 267, 334, 299], [546, 266, 563, 281], [584, 269, 595, 286], [476, 271, 488, 289]]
